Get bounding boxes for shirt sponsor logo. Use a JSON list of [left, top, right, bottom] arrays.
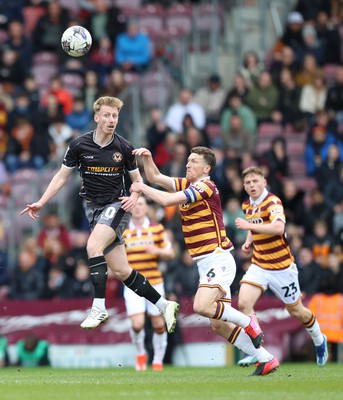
[[112, 152, 123, 162]]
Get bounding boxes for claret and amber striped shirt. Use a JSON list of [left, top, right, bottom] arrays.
[[242, 189, 294, 271], [123, 217, 171, 285], [174, 177, 233, 260]]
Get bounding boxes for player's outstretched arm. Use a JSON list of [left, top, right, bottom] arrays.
[[20, 166, 72, 220], [133, 148, 174, 191]]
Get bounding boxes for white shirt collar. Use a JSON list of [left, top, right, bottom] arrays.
[[250, 188, 268, 207], [129, 217, 150, 230]]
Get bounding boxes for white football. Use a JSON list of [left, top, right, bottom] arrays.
[[61, 25, 92, 57]]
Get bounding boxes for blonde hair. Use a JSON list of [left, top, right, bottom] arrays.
[[93, 96, 124, 113], [242, 166, 265, 180]]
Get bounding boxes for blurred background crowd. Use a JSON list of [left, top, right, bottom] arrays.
[[0, 0, 342, 348]]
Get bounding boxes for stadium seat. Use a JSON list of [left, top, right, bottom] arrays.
[[137, 4, 164, 39], [114, 0, 142, 13], [323, 64, 338, 88], [165, 3, 193, 36], [32, 51, 59, 66], [58, 0, 80, 18], [255, 139, 271, 156], [10, 182, 39, 208], [192, 2, 224, 33], [22, 6, 46, 38], [140, 69, 173, 109], [288, 159, 307, 177], [294, 177, 318, 192], [9, 168, 39, 184], [286, 140, 306, 157], [257, 123, 283, 139], [0, 29, 9, 45], [60, 73, 84, 96], [31, 64, 59, 91]]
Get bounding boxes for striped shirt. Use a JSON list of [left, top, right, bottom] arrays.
[[123, 217, 171, 285], [174, 177, 233, 260], [242, 189, 294, 271]]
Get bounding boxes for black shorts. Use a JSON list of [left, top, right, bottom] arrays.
[[84, 200, 131, 254]]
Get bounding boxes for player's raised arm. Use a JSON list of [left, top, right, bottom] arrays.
[[133, 148, 174, 192], [20, 165, 73, 220]]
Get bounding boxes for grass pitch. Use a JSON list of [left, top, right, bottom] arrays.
[[1, 363, 342, 400]]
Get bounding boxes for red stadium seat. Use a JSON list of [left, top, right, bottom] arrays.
[[137, 4, 164, 39], [165, 3, 193, 36], [22, 6, 46, 38], [257, 122, 283, 139], [140, 69, 173, 109]]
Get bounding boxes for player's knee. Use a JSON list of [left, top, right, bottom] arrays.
[[193, 300, 210, 317], [237, 298, 251, 313], [132, 324, 144, 333], [86, 239, 104, 257]]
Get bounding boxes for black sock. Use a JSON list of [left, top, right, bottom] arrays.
[[124, 270, 161, 304], [89, 255, 108, 298]]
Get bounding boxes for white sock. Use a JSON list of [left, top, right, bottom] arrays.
[[233, 329, 273, 362], [306, 319, 324, 346], [92, 298, 106, 310], [155, 297, 168, 312], [130, 328, 146, 355], [220, 304, 251, 328], [152, 331, 168, 364]]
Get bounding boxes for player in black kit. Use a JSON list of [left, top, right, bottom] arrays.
[[20, 96, 179, 332]]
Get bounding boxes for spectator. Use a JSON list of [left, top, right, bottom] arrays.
[[294, 53, 321, 87], [315, 143, 343, 192], [323, 164, 343, 210], [65, 96, 92, 135], [37, 210, 72, 259], [282, 179, 309, 228], [145, 107, 169, 158], [315, 11, 342, 65], [166, 249, 199, 300], [297, 23, 323, 65], [317, 253, 343, 294], [239, 50, 264, 88], [0, 336, 9, 367], [16, 333, 50, 367], [3, 20, 32, 74], [297, 247, 321, 296], [68, 259, 93, 298], [89, 36, 115, 86], [10, 248, 47, 300], [270, 46, 299, 87], [223, 197, 246, 247], [303, 219, 335, 268], [274, 11, 305, 60], [85, 0, 126, 46], [44, 264, 71, 299], [325, 65, 343, 126], [83, 70, 102, 113], [305, 123, 336, 176], [220, 93, 257, 140], [220, 113, 254, 159], [32, 0, 70, 57], [0, 49, 26, 91], [299, 72, 327, 119], [262, 136, 289, 181], [276, 67, 303, 127], [161, 140, 188, 178], [48, 116, 74, 161], [246, 70, 279, 124], [105, 68, 128, 98], [40, 75, 73, 116], [193, 74, 227, 123], [114, 18, 152, 73], [225, 72, 250, 104], [5, 117, 46, 172], [164, 88, 206, 135]]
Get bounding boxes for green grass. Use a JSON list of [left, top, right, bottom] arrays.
[[1, 363, 342, 400]]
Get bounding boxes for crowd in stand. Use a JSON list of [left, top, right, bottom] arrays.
[[0, 0, 342, 310]]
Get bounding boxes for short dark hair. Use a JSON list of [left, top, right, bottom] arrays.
[[191, 146, 216, 174]]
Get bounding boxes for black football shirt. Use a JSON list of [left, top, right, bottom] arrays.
[[63, 131, 138, 205]]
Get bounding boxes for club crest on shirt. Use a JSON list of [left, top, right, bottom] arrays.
[[112, 152, 123, 163]]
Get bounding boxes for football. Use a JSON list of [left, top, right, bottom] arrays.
[[61, 25, 92, 57]]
